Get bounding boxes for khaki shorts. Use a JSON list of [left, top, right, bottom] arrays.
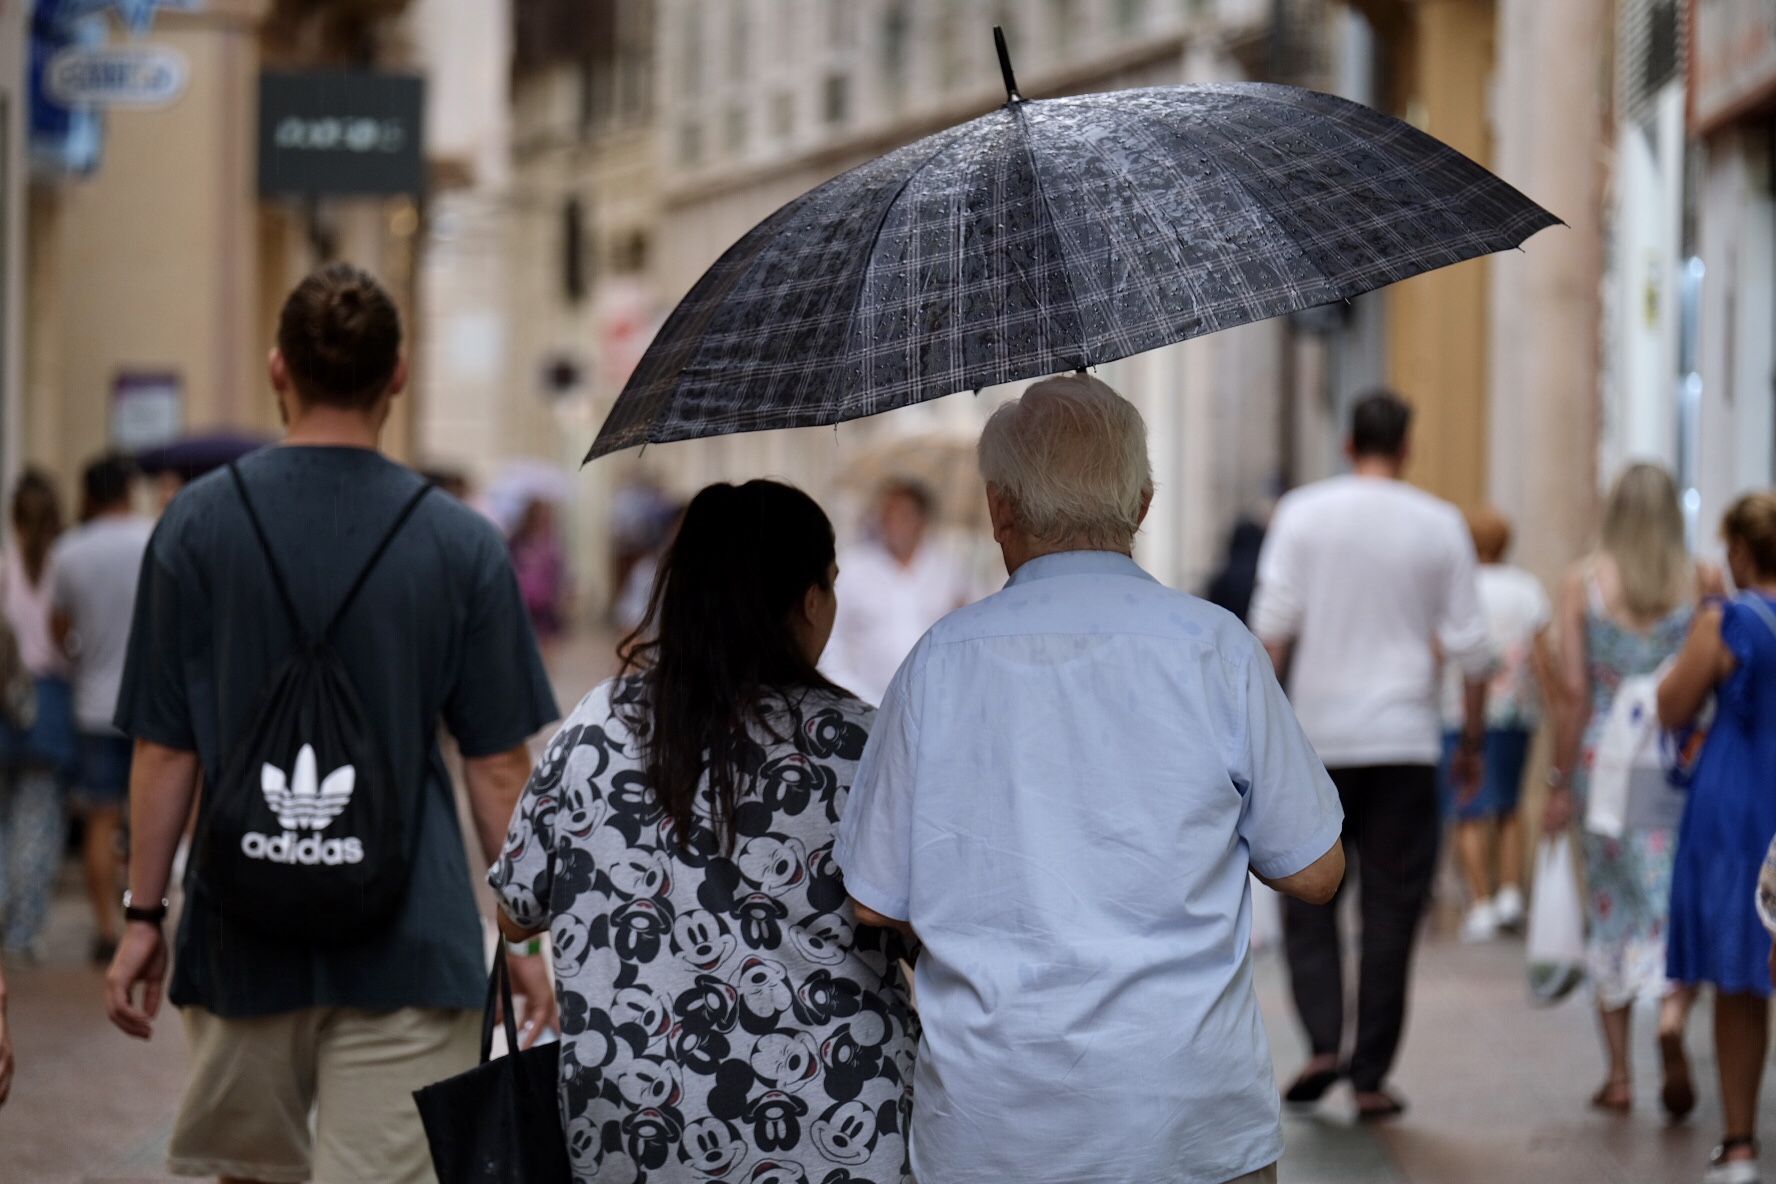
[[1228, 1166, 1279, 1184], [169, 1005, 478, 1184]]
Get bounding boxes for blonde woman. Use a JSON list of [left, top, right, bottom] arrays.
[[1543, 463, 1711, 1119]]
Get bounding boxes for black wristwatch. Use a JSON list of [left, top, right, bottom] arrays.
[[122, 890, 169, 926]]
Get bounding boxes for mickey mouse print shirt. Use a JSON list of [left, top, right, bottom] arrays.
[[491, 676, 918, 1184]]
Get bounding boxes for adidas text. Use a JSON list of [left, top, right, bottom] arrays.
[[241, 831, 365, 866]]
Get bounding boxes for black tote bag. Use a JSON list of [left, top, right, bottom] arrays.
[[413, 945, 571, 1183]]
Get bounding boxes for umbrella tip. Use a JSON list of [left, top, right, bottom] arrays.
[[994, 26, 1021, 103]]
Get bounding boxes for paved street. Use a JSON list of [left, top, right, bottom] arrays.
[[4, 874, 1769, 1182]]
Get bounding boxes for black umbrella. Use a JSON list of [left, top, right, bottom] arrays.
[[135, 430, 273, 481], [588, 33, 1557, 460]]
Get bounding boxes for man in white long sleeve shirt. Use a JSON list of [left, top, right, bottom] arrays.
[[1250, 389, 1490, 1121]]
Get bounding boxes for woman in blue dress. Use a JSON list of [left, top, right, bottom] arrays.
[[1661, 491, 1776, 1184]]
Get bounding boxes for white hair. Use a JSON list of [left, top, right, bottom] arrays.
[[977, 373, 1152, 550]]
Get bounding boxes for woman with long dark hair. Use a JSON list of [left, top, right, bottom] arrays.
[[492, 480, 917, 1184], [0, 470, 77, 959]]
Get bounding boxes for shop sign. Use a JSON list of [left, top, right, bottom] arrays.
[[1692, 0, 1776, 133], [258, 72, 426, 197], [46, 44, 187, 107], [111, 371, 182, 452]]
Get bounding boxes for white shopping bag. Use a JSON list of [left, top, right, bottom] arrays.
[[1588, 668, 1685, 837], [1526, 833, 1586, 1005]]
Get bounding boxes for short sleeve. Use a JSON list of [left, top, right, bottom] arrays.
[[834, 641, 925, 921], [1224, 637, 1344, 880], [487, 719, 570, 930], [443, 545, 560, 757], [1527, 575, 1554, 633], [113, 532, 195, 750], [1437, 522, 1492, 679], [1717, 600, 1772, 722], [1249, 501, 1302, 643]]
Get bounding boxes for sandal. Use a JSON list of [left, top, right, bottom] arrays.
[[1284, 1062, 1342, 1105], [1590, 1080, 1632, 1114], [1660, 1029, 1697, 1122], [1354, 1089, 1408, 1122]]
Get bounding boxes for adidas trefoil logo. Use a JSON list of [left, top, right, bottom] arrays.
[[241, 744, 365, 866], [263, 744, 355, 830]]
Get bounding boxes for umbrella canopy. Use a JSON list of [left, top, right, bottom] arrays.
[[134, 430, 273, 481], [837, 431, 988, 530], [588, 80, 1557, 461], [480, 458, 576, 536]]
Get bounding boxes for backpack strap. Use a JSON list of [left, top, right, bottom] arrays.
[[321, 481, 433, 642], [229, 463, 310, 645]]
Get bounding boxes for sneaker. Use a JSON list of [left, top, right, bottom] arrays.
[[1493, 885, 1526, 931], [1704, 1142, 1761, 1184], [1461, 900, 1499, 943]]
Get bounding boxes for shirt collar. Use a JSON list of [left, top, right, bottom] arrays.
[[1005, 550, 1157, 588]]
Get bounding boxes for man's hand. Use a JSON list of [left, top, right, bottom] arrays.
[[0, 969, 13, 1106], [105, 923, 169, 1040], [504, 953, 558, 1049], [1451, 736, 1485, 807]]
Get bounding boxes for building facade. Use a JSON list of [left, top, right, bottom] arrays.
[[511, 0, 1402, 603]]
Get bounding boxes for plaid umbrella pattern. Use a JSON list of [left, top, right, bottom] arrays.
[[588, 82, 1558, 460]]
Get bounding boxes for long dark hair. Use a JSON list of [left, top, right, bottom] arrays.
[[11, 470, 63, 586], [617, 480, 841, 852]]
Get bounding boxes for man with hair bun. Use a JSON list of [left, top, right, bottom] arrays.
[[104, 263, 559, 1183], [838, 373, 1345, 1184]]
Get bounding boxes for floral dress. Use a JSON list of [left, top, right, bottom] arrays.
[[1573, 576, 1691, 1008], [491, 676, 918, 1184]]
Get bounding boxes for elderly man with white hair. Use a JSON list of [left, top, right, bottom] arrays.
[[837, 374, 1346, 1184]]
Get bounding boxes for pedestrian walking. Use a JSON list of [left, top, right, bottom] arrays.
[[49, 455, 152, 965], [1440, 507, 1553, 943], [0, 471, 77, 960], [1204, 516, 1268, 626], [1660, 490, 1776, 1184], [509, 496, 568, 646], [492, 479, 920, 1183], [820, 478, 971, 706], [103, 263, 560, 1184], [1542, 462, 1707, 1120], [1250, 389, 1492, 1121], [839, 375, 1345, 1184]]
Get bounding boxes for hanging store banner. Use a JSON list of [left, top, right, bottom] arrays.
[[1691, 0, 1776, 133], [258, 72, 426, 197]]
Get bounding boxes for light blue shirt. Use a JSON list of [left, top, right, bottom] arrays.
[[836, 551, 1342, 1184]]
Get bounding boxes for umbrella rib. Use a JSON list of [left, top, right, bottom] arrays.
[[1013, 103, 1096, 372], [1131, 99, 1342, 314], [834, 129, 970, 420]]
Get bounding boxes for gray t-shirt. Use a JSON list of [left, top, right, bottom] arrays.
[[51, 514, 154, 732], [116, 445, 559, 1017]]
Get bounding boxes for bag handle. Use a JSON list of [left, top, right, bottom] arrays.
[[1738, 592, 1776, 645], [480, 942, 523, 1064]]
